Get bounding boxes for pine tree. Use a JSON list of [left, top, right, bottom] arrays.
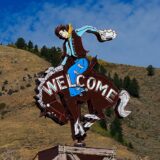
[[119, 78, 123, 89], [99, 65, 107, 75], [33, 45, 39, 54], [94, 63, 100, 72], [94, 64, 107, 76], [40, 45, 48, 57], [107, 72, 112, 81], [51, 47, 62, 67], [129, 78, 139, 97], [146, 65, 155, 76], [99, 119, 107, 129], [110, 117, 123, 143], [105, 108, 113, 117], [28, 40, 33, 51], [15, 37, 26, 49], [123, 76, 131, 91], [113, 73, 121, 89]]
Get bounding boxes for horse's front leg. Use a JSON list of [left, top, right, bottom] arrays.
[[66, 98, 86, 146]]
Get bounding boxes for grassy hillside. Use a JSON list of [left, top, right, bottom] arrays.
[[98, 59, 160, 159], [0, 45, 159, 159]]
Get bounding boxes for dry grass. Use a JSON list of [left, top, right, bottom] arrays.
[[0, 46, 159, 159], [97, 58, 160, 160], [0, 103, 137, 160]]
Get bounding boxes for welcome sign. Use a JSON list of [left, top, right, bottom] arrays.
[[42, 66, 118, 103], [35, 63, 130, 135]]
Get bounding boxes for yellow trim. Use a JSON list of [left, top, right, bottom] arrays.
[[68, 24, 73, 38]]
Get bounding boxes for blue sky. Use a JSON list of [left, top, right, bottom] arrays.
[[0, 0, 160, 67]]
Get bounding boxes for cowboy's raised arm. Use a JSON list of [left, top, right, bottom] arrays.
[[75, 25, 97, 37], [75, 25, 117, 42]]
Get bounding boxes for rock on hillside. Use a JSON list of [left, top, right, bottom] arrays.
[[0, 45, 50, 107]]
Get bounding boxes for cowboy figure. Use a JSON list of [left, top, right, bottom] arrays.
[[55, 24, 117, 97]]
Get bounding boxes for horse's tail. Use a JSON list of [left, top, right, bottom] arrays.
[[115, 90, 131, 118]]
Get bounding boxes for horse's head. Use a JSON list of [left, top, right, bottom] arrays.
[[35, 66, 69, 125]]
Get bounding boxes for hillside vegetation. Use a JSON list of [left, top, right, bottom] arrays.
[[98, 59, 160, 159], [0, 45, 159, 159]]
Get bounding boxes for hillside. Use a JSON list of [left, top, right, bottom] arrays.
[[98, 59, 160, 159], [0, 45, 159, 159]]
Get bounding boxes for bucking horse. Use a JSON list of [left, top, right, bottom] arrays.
[[35, 56, 131, 146]]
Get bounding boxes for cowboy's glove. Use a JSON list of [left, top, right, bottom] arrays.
[[98, 29, 117, 41]]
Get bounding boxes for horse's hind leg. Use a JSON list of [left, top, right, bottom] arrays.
[[82, 100, 100, 131], [87, 99, 106, 119], [86, 100, 100, 118], [87, 99, 94, 114]]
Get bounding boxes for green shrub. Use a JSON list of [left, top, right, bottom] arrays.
[[26, 83, 31, 87], [0, 103, 6, 111], [110, 117, 124, 143], [15, 37, 26, 49], [99, 119, 106, 129], [128, 142, 134, 149], [146, 65, 155, 76]]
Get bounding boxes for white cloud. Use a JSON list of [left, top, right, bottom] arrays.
[[1, 0, 160, 67]]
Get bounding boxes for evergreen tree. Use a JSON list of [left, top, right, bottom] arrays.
[[28, 40, 33, 51], [93, 63, 107, 76], [110, 117, 123, 143], [119, 78, 123, 89], [15, 37, 26, 49], [123, 76, 140, 98], [113, 73, 121, 89], [99, 65, 107, 75], [129, 78, 140, 97], [94, 63, 100, 72], [39, 46, 62, 66], [123, 76, 131, 91], [40, 45, 48, 57], [33, 45, 39, 54], [146, 65, 155, 76], [107, 72, 112, 81], [105, 108, 113, 117], [51, 47, 62, 67], [99, 119, 107, 129]]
